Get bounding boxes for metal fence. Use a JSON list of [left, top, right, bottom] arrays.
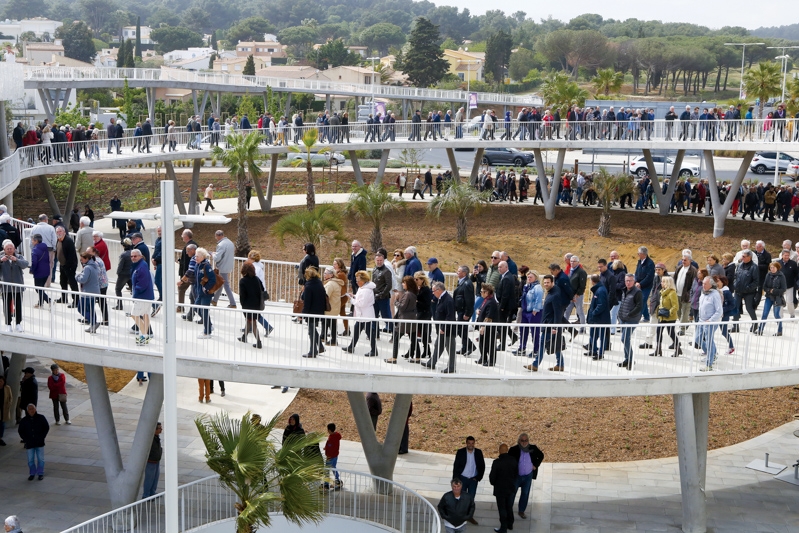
[[60, 470, 440, 533]]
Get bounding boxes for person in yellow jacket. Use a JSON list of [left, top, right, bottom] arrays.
[[649, 276, 681, 357]]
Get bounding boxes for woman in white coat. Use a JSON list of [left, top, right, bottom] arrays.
[[343, 270, 377, 357]]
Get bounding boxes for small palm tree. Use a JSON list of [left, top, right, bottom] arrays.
[[743, 61, 782, 119], [591, 67, 624, 96], [343, 184, 405, 252], [592, 168, 634, 237], [427, 180, 491, 244], [289, 128, 329, 211], [271, 204, 346, 249], [195, 411, 326, 533], [211, 131, 264, 256]]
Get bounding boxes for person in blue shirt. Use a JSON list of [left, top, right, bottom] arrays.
[[404, 247, 422, 279], [130, 248, 154, 345], [517, 271, 543, 357], [586, 274, 610, 359]]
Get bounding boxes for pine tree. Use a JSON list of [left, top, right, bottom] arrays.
[[485, 30, 513, 85], [401, 17, 448, 88], [210, 31, 217, 51], [116, 39, 127, 67], [124, 39, 135, 67], [243, 54, 256, 76], [135, 16, 142, 58]]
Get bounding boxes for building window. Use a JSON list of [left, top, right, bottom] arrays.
[[458, 73, 464, 81]]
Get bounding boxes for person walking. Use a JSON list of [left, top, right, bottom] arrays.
[[301, 267, 326, 358], [452, 436, 485, 521], [489, 443, 518, 533], [204, 184, 216, 212], [0, 375, 12, 446], [130, 249, 154, 345], [142, 422, 163, 498], [0, 240, 29, 332], [211, 231, 236, 308], [323, 423, 342, 490], [509, 433, 545, 520], [18, 403, 49, 480], [193, 248, 216, 340], [46, 364, 70, 425], [437, 478, 476, 533], [30, 235, 51, 307], [76, 251, 102, 335], [238, 262, 264, 349], [17, 367, 37, 425]]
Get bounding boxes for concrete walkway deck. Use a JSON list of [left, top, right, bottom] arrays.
[[2, 355, 798, 533]]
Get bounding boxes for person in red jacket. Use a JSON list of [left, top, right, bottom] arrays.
[[323, 423, 342, 490], [46, 364, 70, 425]]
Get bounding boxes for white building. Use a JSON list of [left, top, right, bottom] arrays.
[[0, 17, 62, 42], [163, 47, 214, 64], [120, 25, 153, 45]]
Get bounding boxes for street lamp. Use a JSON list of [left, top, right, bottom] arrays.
[[367, 56, 380, 115], [107, 182, 230, 533], [767, 46, 799, 102], [724, 42, 765, 99]]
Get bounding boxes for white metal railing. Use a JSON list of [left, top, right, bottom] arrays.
[[60, 470, 440, 533], [25, 66, 541, 106], [1, 278, 796, 380]]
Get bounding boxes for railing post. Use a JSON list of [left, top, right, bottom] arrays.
[[400, 491, 407, 533], [180, 490, 185, 532]]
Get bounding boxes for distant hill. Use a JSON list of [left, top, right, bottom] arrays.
[[751, 23, 799, 40]]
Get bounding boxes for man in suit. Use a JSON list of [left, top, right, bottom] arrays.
[[453, 266, 476, 355], [55, 226, 79, 307], [410, 110, 422, 141], [424, 282, 457, 373], [452, 436, 485, 524], [489, 443, 518, 533], [508, 433, 545, 520], [496, 261, 517, 351]]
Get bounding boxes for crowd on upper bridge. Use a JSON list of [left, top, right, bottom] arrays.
[[1, 196, 798, 375]]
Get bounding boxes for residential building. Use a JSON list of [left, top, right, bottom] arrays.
[[22, 40, 64, 65], [442, 49, 484, 83], [163, 47, 214, 64], [0, 17, 62, 42], [213, 55, 271, 73], [120, 25, 153, 45], [234, 40, 287, 60]]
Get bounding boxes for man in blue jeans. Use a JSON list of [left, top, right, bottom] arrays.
[[142, 422, 162, 498], [18, 404, 49, 481], [634, 246, 655, 322], [508, 433, 544, 520], [617, 274, 643, 370]]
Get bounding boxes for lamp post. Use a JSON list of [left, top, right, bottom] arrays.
[[367, 56, 380, 115], [767, 46, 799, 102], [107, 182, 230, 533], [725, 42, 765, 99], [461, 50, 480, 121]]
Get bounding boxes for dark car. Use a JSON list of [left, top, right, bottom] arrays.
[[480, 147, 534, 167]]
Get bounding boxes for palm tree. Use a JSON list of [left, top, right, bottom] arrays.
[[289, 128, 329, 211], [343, 184, 405, 252], [540, 71, 589, 110], [271, 204, 346, 249], [211, 131, 263, 256], [785, 77, 799, 117], [592, 167, 634, 237], [427, 180, 491, 244], [591, 67, 624, 96], [195, 411, 326, 533], [743, 61, 781, 119]]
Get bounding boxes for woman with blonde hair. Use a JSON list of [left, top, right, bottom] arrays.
[[410, 272, 433, 361], [322, 266, 343, 345], [343, 270, 377, 356], [390, 248, 406, 314], [384, 276, 418, 364], [333, 258, 349, 336]]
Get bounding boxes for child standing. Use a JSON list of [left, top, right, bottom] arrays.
[[324, 423, 342, 490]]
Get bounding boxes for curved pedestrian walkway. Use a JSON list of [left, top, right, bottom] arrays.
[[2, 353, 798, 533]]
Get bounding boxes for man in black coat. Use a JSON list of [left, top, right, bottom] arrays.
[[55, 226, 79, 306], [437, 478, 475, 531], [12, 122, 24, 151], [425, 283, 457, 373], [453, 436, 485, 508], [496, 261, 518, 351], [348, 241, 367, 295], [18, 403, 49, 480], [142, 119, 153, 153], [509, 433, 545, 520], [301, 269, 327, 358], [489, 443, 518, 533], [410, 110, 422, 141], [453, 266, 476, 355], [17, 367, 38, 424], [526, 275, 565, 372]]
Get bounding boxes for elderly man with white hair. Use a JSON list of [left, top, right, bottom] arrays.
[[75, 216, 94, 255], [734, 240, 758, 265], [4, 515, 22, 533]]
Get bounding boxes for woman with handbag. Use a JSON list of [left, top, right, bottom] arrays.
[[246, 250, 274, 337], [384, 276, 418, 364], [238, 262, 264, 349], [758, 262, 787, 336], [649, 276, 681, 357]]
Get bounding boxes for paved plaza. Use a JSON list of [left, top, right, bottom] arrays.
[[3, 354, 799, 533]]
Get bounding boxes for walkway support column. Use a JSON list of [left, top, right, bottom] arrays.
[[673, 392, 709, 533], [375, 149, 390, 185], [283, 93, 292, 119], [251, 166, 268, 212], [199, 91, 209, 120], [348, 151, 365, 186], [7, 353, 26, 417], [64, 170, 80, 217], [164, 161, 188, 217], [84, 366, 164, 510], [264, 154, 279, 211], [38, 175, 61, 217], [346, 392, 412, 489], [469, 148, 485, 186], [145, 88, 156, 124], [643, 149, 683, 216], [187, 160, 201, 216], [445, 148, 460, 181], [533, 148, 565, 220], [0, 101, 10, 158], [704, 150, 755, 238]]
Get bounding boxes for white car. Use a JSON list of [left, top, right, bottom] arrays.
[[286, 152, 346, 165], [628, 155, 700, 178], [749, 152, 799, 178]]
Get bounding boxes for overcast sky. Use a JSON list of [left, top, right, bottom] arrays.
[[436, 0, 787, 31]]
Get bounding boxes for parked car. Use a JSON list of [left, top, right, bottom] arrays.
[[286, 151, 346, 165], [628, 155, 699, 178], [481, 147, 535, 167], [749, 152, 799, 178]]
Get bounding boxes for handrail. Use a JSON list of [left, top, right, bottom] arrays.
[[60, 470, 440, 533]]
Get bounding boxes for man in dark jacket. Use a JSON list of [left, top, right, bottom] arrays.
[[754, 241, 771, 309], [177, 230, 198, 312], [366, 392, 381, 430], [372, 252, 393, 335], [777, 249, 798, 318], [437, 478, 475, 532], [0, 216, 21, 249], [508, 433, 544, 520], [12, 122, 24, 151], [410, 110, 422, 141], [496, 261, 518, 351], [489, 443, 518, 533], [634, 246, 655, 321], [301, 268, 326, 358], [18, 403, 49, 480], [17, 367, 38, 425], [526, 275, 565, 372], [453, 436, 486, 504], [425, 283, 457, 373], [142, 119, 153, 153], [348, 241, 367, 295], [673, 254, 698, 329], [564, 256, 587, 328], [142, 422, 162, 497], [549, 263, 573, 307], [586, 275, 610, 359], [618, 274, 643, 370], [55, 226, 79, 306], [734, 250, 759, 330], [453, 266, 476, 355]]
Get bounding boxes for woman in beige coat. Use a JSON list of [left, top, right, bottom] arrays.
[[323, 267, 343, 346], [0, 375, 13, 446]]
